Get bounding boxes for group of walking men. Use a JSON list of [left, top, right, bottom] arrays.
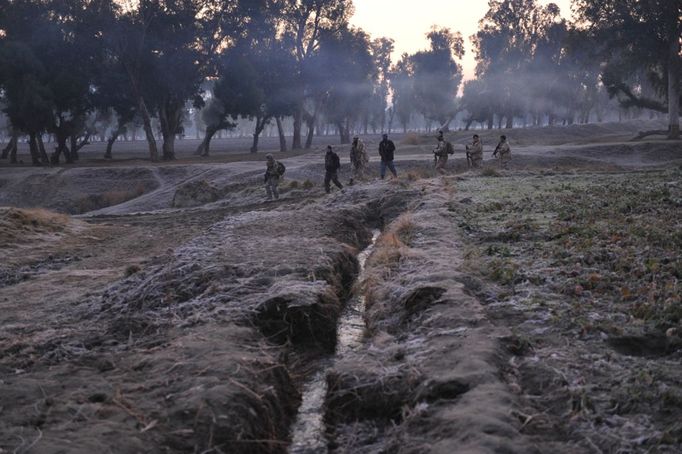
[[264, 132, 511, 200]]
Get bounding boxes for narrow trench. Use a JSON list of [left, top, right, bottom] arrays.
[[287, 229, 381, 453]]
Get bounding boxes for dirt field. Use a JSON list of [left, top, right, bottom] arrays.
[[1, 121, 681, 453]]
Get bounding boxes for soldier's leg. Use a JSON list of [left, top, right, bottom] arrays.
[[272, 178, 280, 199], [387, 160, 397, 177], [324, 171, 332, 193], [265, 181, 273, 200], [380, 161, 387, 179], [332, 172, 343, 189]]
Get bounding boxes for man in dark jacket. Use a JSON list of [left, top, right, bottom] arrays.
[[378, 133, 398, 179], [324, 145, 343, 194]]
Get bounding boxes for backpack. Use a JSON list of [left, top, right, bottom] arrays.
[[446, 141, 454, 155], [276, 162, 286, 176]]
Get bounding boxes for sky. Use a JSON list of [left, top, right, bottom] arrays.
[[350, 0, 573, 82]]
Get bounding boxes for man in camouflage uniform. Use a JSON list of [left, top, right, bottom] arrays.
[[433, 134, 454, 174], [466, 134, 483, 169], [493, 135, 511, 169], [264, 153, 283, 200], [349, 136, 368, 185]]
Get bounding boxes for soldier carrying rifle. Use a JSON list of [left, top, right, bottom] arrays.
[[465, 134, 483, 169], [433, 131, 454, 174], [492, 135, 511, 169]]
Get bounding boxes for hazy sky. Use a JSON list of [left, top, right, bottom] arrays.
[[350, 0, 573, 82]]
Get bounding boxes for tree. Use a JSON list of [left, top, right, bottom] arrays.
[[316, 26, 375, 144], [371, 37, 394, 132], [575, 0, 681, 139], [390, 54, 415, 133], [282, 0, 351, 149], [409, 27, 464, 131]]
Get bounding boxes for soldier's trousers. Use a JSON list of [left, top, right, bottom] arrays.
[[435, 155, 448, 173], [265, 177, 279, 200], [325, 171, 343, 193], [380, 160, 397, 178]]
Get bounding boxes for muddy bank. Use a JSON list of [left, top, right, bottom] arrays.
[[0, 181, 420, 453], [323, 179, 540, 453]]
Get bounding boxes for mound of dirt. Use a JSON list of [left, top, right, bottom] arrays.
[[0, 167, 159, 214], [0, 207, 77, 247], [172, 179, 222, 208]]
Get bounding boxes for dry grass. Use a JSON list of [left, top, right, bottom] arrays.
[[301, 179, 314, 190], [0, 207, 73, 245], [76, 183, 146, 213], [481, 167, 502, 177], [401, 133, 421, 145], [363, 213, 419, 314], [289, 180, 300, 189], [406, 169, 432, 181]]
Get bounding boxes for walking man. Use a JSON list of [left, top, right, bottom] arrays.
[[433, 134, 454, 174], [264, 153, 284, 200], [493, 135, 511, 169], [466, 134, 483, 169], [324, 145, 344, 193], [378, 133, 397, 179], [349, 136, 368, 185]]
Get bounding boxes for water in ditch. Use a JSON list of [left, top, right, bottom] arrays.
[[288, 230, 380, 454]]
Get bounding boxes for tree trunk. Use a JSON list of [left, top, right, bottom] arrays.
[[304, 105, 319, 149], [292, 107, 303, 149], [52, 133, 72, 164], [69, 136, 79, 162], [668, 37, 680, 139], [337, 121, 350, 145], [196, 125, 219, 157], [37, 135, 49, 164], [159, 99, 183, 160], [505, 115, 513, 129], [487, 116, 494, 130], [251, 115, 269, 153], [1, 132, 18, 161], [28, 133, 41, 166], [105, 125, 124, 159], [276, 117, 287, 152], [136, 97, 158, 161]]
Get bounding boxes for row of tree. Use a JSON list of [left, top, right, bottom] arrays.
[[0, 0, 679, 165], [453, 0, 680, 136]]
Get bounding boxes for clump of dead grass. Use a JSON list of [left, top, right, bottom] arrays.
[[362, 214, 419, 314], [481, 167, 502, 177], [0, 207, 73, 246], [289, 180, 300, 189], [302, 179, 314, 190], [401, 133, 420, 145]]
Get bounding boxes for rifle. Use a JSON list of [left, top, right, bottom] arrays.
[[493, 142, 501, 158]]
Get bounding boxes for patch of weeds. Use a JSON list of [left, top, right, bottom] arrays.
[[289, 180, 300, 189], [481, 167, 501, 177], [401, 133, 420, 145], [488, 258, 518, 285], [301, 179, 314, 190], [124, 264, 141, 277], [485, 244, 511, 257]]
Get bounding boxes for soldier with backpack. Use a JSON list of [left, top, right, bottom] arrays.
[[324, 145, 343, 194], [433, 134, 454, 173], [493, 135, 511, 169], [349, 136, 368, 185], [264, 153, 285, 200]]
